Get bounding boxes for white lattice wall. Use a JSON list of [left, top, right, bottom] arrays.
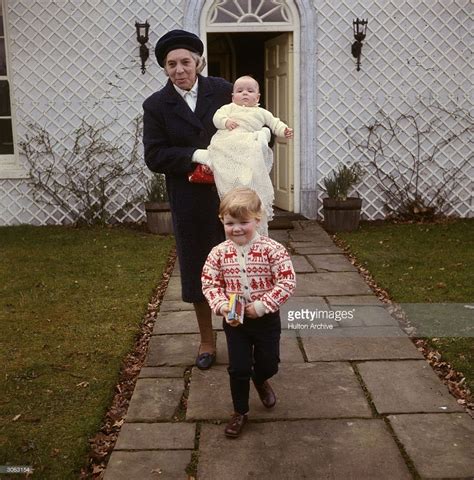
[[0, 0, 472, 225], [313, 0, 473, 219], [1, 0, 185, 225]]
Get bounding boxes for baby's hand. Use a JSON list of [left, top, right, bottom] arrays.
[[284, 127, 294, 139], [244, 303, 259, 319], [225, 119, 239, 130]]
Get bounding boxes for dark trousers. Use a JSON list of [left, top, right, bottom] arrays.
[[223, 311, 281, 415]]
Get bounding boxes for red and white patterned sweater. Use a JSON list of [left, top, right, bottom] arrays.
[[201, 234, 296, 317]]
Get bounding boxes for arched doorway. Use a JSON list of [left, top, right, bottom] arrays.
[[184, 0, 318, 219]]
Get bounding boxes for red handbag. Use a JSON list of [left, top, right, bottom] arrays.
[[188, 164, 215, 184]]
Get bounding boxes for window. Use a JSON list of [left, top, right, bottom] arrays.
[[208, 0, 293, 29], [0, 0, 24, 178]]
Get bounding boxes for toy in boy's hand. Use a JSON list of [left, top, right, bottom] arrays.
[[228, 294, 245, 324]]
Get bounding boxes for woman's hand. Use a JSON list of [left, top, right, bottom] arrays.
[[201, 165, 213, 175], [284, 127, 294, 139], [225, 119, 239, 130], [244, 303, 259, 319]]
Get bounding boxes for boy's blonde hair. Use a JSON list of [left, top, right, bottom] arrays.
[[219, 188, 263, 221]]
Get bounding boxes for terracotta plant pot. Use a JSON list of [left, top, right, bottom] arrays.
[[323, 197, 362, 233], [144, 201, 173, 234]]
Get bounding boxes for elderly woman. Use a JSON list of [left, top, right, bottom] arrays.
[[143, 30, 232, 370]]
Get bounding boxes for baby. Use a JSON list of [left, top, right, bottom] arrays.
[[194, 75, 293, 235]]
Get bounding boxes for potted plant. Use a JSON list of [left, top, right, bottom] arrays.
[[322, 163, 364, 233], [144, 173, 173, 234]]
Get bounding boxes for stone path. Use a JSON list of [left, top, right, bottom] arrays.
[[104, 222, 473, 480]]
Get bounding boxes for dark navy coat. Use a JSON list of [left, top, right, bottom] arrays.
[[143, 75, 233, 302]]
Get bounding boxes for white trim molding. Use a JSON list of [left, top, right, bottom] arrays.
[[0, 0, 27, 179]]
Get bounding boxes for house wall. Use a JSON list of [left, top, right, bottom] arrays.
[[1, 0, 187, 225], [0, 0, 471, 225], [311, 0, 472, 219]]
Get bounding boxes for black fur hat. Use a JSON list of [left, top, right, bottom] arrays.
[[155, 29, 204, 67]]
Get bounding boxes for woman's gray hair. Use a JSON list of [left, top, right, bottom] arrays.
[[190, 51, 207, 74], [163, 50, 206, 76]]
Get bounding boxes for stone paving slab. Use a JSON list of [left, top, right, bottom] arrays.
[[215, 330, 305, 364], [288, 231, 334, 244], [161, 276, 182, 301], [289, 240, 337, 249], [186, 363, 372, 420], [138, 366, 186, 378], [145, 334, 200, 366], [307, 254, 357, 272], [152, 311, 222, 334], [115, 422, 195, 450], [158, 300, 194, 312], [388, 413, 474, 478], [104, 451, 191, 480], [171, 264, 180, 276], [283, 296, 329, 309], [302, 334, 423, 361], [358, 360, 464, 414], [290, 255, 315, 272], [338, 306, 400, 327], [197, 420, 411, 480], [125, 378, 183, 422], [326, 295, 385, 306], [292, 245, 342, 255], [294, 272, 372, 297], [268, 229, 290, 243]]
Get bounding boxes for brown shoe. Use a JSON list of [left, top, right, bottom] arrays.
[[224, 412, 248, 438], [253, 380, 276, 408]]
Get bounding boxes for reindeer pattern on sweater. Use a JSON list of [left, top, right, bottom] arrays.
[[202, 234, 296, 316]]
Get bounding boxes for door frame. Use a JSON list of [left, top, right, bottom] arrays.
[[184, 0, 319, 218]]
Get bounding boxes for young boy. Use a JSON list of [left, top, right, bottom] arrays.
[[201, 187, 296, 437], [193, 75, 294, 235]]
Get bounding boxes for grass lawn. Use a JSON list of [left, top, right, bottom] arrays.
[[337, 218, 474, 391], [0, 225, 174, 479]]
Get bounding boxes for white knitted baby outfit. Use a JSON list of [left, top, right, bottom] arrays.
[[209, 103, 289, 234]]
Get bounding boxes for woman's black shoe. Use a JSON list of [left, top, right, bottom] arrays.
[[195, 352, 216, 370]]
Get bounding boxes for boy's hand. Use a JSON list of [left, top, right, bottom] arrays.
[[221, 305, 240, 327], [284, 127, 294, 139], [244, 303, 259, 319], [225, 119, 239, 130]]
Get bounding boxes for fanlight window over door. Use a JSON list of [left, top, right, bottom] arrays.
[[208, 0, 293, 29]]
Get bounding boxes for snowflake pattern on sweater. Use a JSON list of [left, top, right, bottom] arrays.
[[202, 234, 296, 316]]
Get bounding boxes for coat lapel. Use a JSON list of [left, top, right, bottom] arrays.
[[163, 80, 203, 130], [194, 75, 214, 122]]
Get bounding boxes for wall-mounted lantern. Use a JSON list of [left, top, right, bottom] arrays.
[[135, 21, 150, 74], [351, 18, 368, 72]]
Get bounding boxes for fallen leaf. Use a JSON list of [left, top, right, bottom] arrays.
[[92, 464, 105, 474]]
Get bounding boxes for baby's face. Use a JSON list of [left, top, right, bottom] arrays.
[[232, 78, 260, 107]]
